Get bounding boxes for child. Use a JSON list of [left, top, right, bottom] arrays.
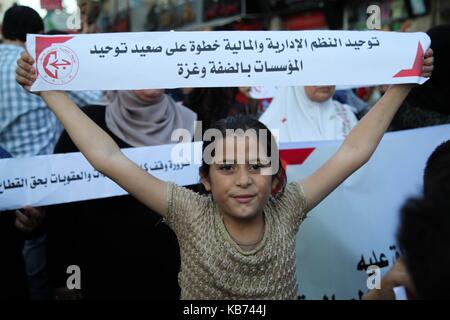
[[15, 48, 433, 299]]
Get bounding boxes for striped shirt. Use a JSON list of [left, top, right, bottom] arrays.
[[0, 43, 102, 157]]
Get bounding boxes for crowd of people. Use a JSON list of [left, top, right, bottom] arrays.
[[1, 4, 449, 300]]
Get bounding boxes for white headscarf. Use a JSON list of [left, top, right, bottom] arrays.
[[259, 86, 358, 143]]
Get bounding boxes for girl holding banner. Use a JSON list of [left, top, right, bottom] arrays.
[[16, 48, 433, 299]]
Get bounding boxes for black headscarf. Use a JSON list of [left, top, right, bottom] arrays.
[[405, 24, 450, 115]]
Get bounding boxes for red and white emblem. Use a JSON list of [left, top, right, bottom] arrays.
[[37, 45, 79, 85]]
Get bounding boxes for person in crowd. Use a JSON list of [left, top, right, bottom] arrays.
[[0, 5, 103, 299], [333, 88, 369, 119], [0, 147, 46, 300], [363, 198, 450, 300], [259, 86, 358, 143], [1, 5, 57, 157], [236, 86, 274, 118], [0, 5, 57, 300], [364, 140, 450, 300], [184, 88, 234, 133], [183, 87, 255, 129], [390, 24, 450, 130], [16, 44, 433, 299]]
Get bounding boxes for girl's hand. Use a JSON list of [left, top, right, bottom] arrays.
[[380, 257, 416, 298], [363, 257, 416, 300], [390, 48, 433, 91], [14, 206, 46, 234], [16, 51, 40, 93], [421, 48, 434, 78]]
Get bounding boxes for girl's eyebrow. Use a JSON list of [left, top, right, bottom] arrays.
[[213, 158, 242, 165], [218, 159, 237, 164], [248, 157, 267, 163], [215, 158, 267, 164]]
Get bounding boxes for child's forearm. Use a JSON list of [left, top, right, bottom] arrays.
[[41, 91, 121, 172], [342, 84, 412, 162]]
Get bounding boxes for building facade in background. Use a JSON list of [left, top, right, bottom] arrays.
[[79, 0, 450, 34], [2, 0, 449, 36]]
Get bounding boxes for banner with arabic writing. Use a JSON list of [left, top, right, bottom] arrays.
[[27, 30, 430, 91], [0, 142, 201, 211]]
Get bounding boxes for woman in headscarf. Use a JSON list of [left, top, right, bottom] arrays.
[[46, 89, 196, 299], [259, 86, 358, 142], [104, 90, 196, 146]]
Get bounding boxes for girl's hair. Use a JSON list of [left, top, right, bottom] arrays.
[[199, 114, 286, 195]]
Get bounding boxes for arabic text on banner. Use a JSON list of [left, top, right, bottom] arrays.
[[27, 30, 430, 91]]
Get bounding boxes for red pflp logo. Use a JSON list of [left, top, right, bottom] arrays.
[[37, 44, 78, 85], [35, 36, 79, 85]]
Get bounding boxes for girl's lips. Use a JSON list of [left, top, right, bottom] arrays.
[[233, 195, 255, 204]]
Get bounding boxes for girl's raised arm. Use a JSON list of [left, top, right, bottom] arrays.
[[299, 49, 434, 212], [16, 52, 169, 217]]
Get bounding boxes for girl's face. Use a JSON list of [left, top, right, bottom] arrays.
[[304, 86, 336, 103], [132, 89, 164, 105], [201, 134, 278, 221]]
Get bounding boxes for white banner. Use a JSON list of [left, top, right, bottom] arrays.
[[27, 30, 430, 91], [1, 125, 449, 299], [0, 142, 201, 211]]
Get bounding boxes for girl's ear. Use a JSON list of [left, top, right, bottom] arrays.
[[271, 176, 279, 191], [271, 167, 286, 196], [200, 171, 212, 192]]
